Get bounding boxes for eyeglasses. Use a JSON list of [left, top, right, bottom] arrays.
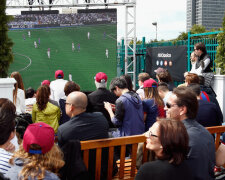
[[148, 131, 158, 138], [166, 102, 178, 109]]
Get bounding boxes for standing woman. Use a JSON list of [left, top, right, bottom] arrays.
[[32, 85, 60, 133], [142, 79, 165, 131], [135, 119, 193, 180], [10, 72, 25, 114]]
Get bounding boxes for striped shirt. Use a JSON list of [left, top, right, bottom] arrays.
[[0, 148, 12, 175]]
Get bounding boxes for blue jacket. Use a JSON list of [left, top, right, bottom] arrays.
[[112, 92, 144, 137]]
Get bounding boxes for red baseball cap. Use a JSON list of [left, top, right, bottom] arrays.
[[143, 79, 158, 88], [41, 80, 50, 86], [95, 72, 107, 83], [23, 122, 55, 154], [55, 70, 64, 79]]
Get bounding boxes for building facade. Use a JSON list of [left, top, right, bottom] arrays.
[[186, 0, 225, 31]]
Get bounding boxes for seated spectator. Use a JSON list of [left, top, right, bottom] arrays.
[[185, 73, 200, 85], [136, 72, 150, 99], [135, 119, 193, 180], [165, 87, 215, 179], [189, 51, 202, 75], [6, 122, 64, 180], [32, 85, 60, 133], [142, 79, 165, 131], [50, 70, 68, 103], [57, 92, 116, 179], [187, 83, 223, 127], [0, 99, 17, 175], [41, 80, 51, 86], [104, 77, 144, 137], [59, 81, 80, 125], [10, 72, 25, 114], [87, 72, 117, 128], [157, 82, 172, 106], [155, 68, 175, 91], [184, 74, 222, 116], [45, 85, 59, 107], [25, 87, 36, 114]]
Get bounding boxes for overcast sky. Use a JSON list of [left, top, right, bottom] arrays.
[[6, 0, 187, 42], [117, 0, 187, 42]]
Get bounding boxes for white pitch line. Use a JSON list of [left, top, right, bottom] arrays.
[[13, 53, 32, 72], [107, 34, 117, 41]]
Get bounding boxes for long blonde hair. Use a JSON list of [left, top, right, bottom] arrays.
[[144, 87, 164, 107], [11, 72, 25, 104], [10, 144, 65, 180]]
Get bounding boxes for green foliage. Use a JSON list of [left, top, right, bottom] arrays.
[[0, 0, 14, 77], [177, 32, 188, 40], [215, 16, 225, 74], [173, 25, 206, 41], [190, 24, 206, 34], [129, 39, 143, 45]]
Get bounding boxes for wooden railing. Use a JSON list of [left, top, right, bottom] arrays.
[[80, 135, 148, 180], [80, 125, 225, 180], [206, 126, 225, 150]]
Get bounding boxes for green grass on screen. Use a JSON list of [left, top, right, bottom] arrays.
[[8, 24, 117, 91]]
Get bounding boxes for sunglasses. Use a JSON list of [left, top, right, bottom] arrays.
[[166, 102, 178, 109]]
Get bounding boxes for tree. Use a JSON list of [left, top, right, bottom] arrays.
[[215, 16, 225, 74], [176, 32, 188, 40], [174, 25, 206, 41], [0, 0, 14, 77], [190, 24, 206, 34]]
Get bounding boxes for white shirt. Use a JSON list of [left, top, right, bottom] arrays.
[[15, 88, 25, 115], [50, 79, 68, 103], [190, 61, 203, 75], [10, 135, 19, 151], [136, 85, 144, 99], [0, 148, 13, 175], [25, 98, 36, 113]]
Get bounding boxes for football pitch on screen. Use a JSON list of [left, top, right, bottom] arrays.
[[8, 24, 117, 91]]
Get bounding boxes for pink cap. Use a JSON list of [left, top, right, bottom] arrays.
[[95, 72, 107, 83], [143, 79, 158, 88], [23, 122, 55, 154], [41, 80, 50, 86], [154, 67, 165, 74], [55, 70, 64, 79]]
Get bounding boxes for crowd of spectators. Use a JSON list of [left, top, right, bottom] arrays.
[[0, 42, 224, 179], [8, 13, 117, 27]]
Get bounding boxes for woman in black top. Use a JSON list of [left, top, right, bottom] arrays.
[[135, 119, 193, 180]]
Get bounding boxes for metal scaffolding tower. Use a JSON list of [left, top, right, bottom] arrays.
[[6, 0, 137, 88]]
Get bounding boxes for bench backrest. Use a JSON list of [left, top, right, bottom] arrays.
[[206, 125, 225, 150], [80, 135, 147, 180], [80, 125, 225, 180]]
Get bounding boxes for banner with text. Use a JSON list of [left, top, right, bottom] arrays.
[[146, 46, 187, 82]]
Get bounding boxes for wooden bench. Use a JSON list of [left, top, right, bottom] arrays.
[[206, 125, 225, 150], [80, 135, 148, 180], [80, 125, 225, 180]]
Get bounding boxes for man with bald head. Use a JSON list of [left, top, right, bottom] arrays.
[[57, 92, 116, 179], [57, 91, 109, 147]]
